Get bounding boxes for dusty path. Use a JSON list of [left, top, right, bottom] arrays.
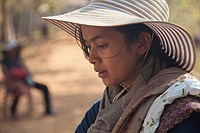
[[0, 31, 104, 133]]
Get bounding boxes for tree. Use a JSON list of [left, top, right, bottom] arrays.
[[1, 0, 16, 44]]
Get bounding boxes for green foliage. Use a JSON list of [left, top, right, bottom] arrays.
[[167, 0, 200, 78], [168, 0, 200, 36]]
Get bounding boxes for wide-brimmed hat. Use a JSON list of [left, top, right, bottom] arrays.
[[42, 0, 196, 72]]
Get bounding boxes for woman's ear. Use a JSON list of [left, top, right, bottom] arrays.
[[137, 32, 152, 55]]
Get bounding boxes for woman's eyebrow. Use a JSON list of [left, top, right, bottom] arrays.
[[84, 35, 104, 43]]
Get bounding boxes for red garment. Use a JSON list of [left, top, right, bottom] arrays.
[[10, 67, 28, 80]]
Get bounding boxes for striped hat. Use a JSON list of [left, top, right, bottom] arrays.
[[43, 0, 196, 72]]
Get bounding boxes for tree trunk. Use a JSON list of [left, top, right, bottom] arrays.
[[2, 0, 16, 44]]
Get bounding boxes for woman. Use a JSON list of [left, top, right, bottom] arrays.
[[43, 0, 200, 132]]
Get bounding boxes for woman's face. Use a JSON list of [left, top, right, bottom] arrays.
[[81, 25, 142, 87]]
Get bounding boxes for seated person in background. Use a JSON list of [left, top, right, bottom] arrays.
[[1, 40, 55, 118]]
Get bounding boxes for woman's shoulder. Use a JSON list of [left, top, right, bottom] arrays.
[[167, 111, 200, 133], [157, 96, 200, 132], [142, 70, 200, 132]]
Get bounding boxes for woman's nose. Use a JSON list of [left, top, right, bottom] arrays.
[[88, 48, 101, 64]]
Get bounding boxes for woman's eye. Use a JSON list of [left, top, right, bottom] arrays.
[[98, 44, 108, 49]]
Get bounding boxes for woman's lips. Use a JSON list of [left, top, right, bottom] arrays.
[[95, 68, 107, 78], [98, 71, 107, 78]]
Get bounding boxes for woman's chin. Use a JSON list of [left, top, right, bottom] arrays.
[[102, 79, 118, 87]]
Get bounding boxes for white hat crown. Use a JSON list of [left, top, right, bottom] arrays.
[[90, 0, 170, 22], [89, 0, 170, 22]]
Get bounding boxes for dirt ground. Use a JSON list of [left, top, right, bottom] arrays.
[[0, 31, 105, 133]]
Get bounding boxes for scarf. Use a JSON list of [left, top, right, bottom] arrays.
[[88, 55, 180, 133]]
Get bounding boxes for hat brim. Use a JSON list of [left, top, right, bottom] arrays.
[[42, 7, 196, 72]]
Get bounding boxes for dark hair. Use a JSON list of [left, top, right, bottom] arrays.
[[113, 24, 152, 45], [78, 29, 90, 59]]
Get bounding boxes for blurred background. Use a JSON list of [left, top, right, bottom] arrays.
[[0, 0, 199, 133]]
